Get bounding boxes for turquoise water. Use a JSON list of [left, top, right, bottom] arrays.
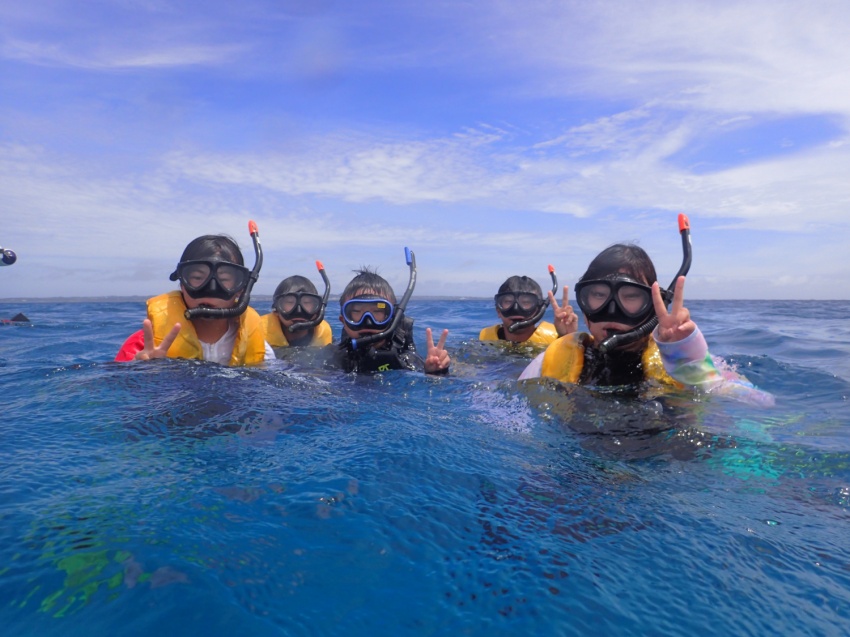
[[1, 299, 849, 636]]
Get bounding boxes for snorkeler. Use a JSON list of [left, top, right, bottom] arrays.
[[519, 215, 774, 406], [115, 222, 273, 366], [326, 249, 450, 374], [479, 268, 577, 346], [261, 263, 333, 355]]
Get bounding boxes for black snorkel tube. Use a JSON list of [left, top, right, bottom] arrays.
[[348, 247, 417, 351], [184, 220, 263, 321], [1, 246, 17, 266], [506, 264, 558, 334], [288, 260, 331, 332], [598, 213, 692, 354]]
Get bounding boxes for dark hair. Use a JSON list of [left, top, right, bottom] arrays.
[[340, 267, 397, 304], [179, 235, 244, 265], [497, 275, 543, 297], [273, 275, 317, 299], [579, 244, 657, 285]]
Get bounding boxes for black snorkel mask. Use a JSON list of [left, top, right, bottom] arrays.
[[1, 246, 17, 266], [278, 261, 331, 333], [346, 247, 417, 352], [594, 213, 692, 353], [171, 220, 263, 321], [503, 265, 558, 334]]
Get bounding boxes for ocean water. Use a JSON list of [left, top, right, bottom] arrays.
[[1, 298, 849, 636]]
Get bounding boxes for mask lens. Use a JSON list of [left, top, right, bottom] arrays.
[[496, 293, 517, 312], [276, 294, 299, 314], [616, 285, 651, 317], [516, 293, 540, 311], [578, 283, 613, 313], [299, 294, 321, 315], [215, 264, 248, 293], [180, 263, 213, 291]]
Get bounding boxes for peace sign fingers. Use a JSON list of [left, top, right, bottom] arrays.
[[652, 276, 695, 343], [550, 285, 578, 336]]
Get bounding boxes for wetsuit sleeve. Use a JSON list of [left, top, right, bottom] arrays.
[[115, 330, 145, 362], [653, 326, 775, 407], [518, 352, 545, 380]]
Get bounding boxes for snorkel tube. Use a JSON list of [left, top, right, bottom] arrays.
[[1, 246, 17, 266], [288, 260, 331, 332], [349, 247, 417, 351], [184, 220, 263, 321], [506, 264, 558, 334], [598, 214, 692, 353]]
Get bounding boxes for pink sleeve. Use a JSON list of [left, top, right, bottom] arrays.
[[115, 330, 145, 362]]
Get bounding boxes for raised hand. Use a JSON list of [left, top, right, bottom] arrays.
[[135, 318, 181, 360], [549, 285, 578, 336], [652, 276, 696, 343], [424, 327, 451, 374]]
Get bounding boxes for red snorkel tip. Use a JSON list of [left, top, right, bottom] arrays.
[[248, 220, 259, 236], [678, 213, 690, 233], [316, 260, 325, 272], [548, 264, 555, 274]]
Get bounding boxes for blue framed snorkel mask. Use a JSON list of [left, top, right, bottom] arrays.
[[502, 265, 558, 334], [276, 261, 331, 333], [344, 247, 417, 351], [592, 214, 692, 353], [170, 221, 263, 321]]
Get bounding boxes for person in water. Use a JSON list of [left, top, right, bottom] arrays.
[[115, 234, 273, 365], [261, 275, 333, 355], [327, 268, 451, 374], [519, 244, 774, 406], [479, 275, 578, 346]]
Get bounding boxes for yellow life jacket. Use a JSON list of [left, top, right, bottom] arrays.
[[539, 332, 682, 387], [479, 321, 559, 346], [147, 291, 266, 366], [260, 313, 333, 348]]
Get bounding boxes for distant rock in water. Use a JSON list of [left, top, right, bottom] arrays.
[[1, 312, 29, 324]]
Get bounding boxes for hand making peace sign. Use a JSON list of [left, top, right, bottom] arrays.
[[652, 276, 696, 343], [424, 327, 451, 374], [134, 318, 181, 360], [549, 285, 578, 337]]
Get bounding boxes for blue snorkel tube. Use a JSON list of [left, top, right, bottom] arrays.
[[349, 247, 417, 351], [1, 246, 17, 266], [598, 214, 692, 353], [506, 264, 558, 333], [184, 220, 263, 321], [288, 260, 331, 332]]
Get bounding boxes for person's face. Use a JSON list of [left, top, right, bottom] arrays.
[[584, 269, 650, 352], [339, 288, 389, 345]]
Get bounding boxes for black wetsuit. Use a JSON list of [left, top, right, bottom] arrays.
[[328, 316, 426, 374], [578, 342, 647, 387]]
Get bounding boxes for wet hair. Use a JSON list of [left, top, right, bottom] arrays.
[[179, 235, 244, 265], [578, 244, 657, 285], [340, 268, 397, 304], [273, 275, 318, 300], [497, 275, 543, 297]]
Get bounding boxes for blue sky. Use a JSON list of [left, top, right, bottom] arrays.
[[2, 0, 849, 299]]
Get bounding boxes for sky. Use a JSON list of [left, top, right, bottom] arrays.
[[2, 0, 850, 300]]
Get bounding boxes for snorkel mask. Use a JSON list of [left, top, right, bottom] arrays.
[[501, 265, 558, 334], [1, 246, 17, 266], [345, 247, 417, 351], [593, 213, 692, 353], [171, 221, 264, 321], [274, 261, 331, 332]]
